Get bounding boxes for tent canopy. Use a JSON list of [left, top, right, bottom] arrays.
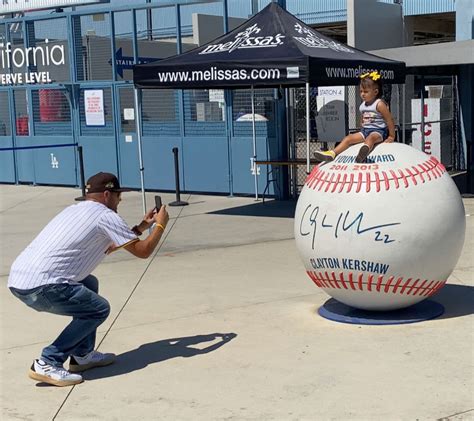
[[133, 2, 405, 89]]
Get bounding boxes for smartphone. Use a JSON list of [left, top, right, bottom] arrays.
[[154, 195, 162, 212]]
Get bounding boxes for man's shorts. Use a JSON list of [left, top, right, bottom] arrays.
[[360, 127, 388, 141]]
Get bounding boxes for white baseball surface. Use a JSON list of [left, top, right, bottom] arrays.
[[294, 143, 466, 311]]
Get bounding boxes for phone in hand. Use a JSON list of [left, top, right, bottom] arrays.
[[154, 195, 162, 213]]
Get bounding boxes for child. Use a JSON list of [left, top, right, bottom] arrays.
[[314, 71, 395, 163]]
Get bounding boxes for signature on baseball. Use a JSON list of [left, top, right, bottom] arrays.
[[299, 205, 401, 249]]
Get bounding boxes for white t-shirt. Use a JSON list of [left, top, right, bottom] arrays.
[[8, 200, 137, 290], [359, 98, 387, 130]]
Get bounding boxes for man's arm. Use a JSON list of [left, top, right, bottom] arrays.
[[124, 206, 169, 259]]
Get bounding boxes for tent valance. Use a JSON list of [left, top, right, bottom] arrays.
[[133, 3, 405, 89]]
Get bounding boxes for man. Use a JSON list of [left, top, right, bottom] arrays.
[[8, 172, 169, 387]]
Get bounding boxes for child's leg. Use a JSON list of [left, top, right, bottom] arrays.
[[334, 133, 365, 155], [355, 132, 384, 163], [314, 133, 364, 162]]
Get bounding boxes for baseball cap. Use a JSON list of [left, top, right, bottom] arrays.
[[85, 172, 132, 194]]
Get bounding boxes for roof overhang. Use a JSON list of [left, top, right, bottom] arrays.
[[368, 40, 474, 70]]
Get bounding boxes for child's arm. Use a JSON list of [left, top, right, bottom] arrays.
[[377, 101, 396, 143]]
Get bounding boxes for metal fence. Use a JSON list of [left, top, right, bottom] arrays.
[[287, 78, 461, 196]]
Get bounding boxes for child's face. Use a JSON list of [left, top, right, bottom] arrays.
[[359, 84, 379, 103]]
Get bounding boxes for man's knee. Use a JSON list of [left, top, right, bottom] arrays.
[[96, 297, 111, 320]]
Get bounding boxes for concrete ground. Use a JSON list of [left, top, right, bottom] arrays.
[[0, 185, 472, 421]]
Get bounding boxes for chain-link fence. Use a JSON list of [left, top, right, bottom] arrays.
[[286, 79, 461, 197]]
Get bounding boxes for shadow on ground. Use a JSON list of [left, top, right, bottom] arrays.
[[208, 199, 296, 218], [83, 333, 237, 381], [433, 283, 474, 320]]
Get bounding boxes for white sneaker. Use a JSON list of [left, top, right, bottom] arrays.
[[29, 359, 83, 387], [69, 350, 116, 372]]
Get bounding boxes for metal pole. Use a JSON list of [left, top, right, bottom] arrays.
[[420, 75, 425, 153], [133, 87, 147, 214], [74, 145, 86, 201], [169, 147, 188, 206], [251, 85, 258, 200], [402, 83, 406, 144], [78, 145, 85, 196], [306, 82, 310, 174]]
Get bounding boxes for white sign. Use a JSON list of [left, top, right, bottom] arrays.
[[84, 90, 105, 126], [0, 1, 108, 14], [316, 86, 346, 143], [411, 98, 451, 162], [124, 108, 134, 120], [208, 89, 224, 103]]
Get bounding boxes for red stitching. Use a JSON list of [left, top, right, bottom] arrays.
[[348, 272, 356, 290], [306, 157, 446, 193], [356, 172, 363, 193], [406, 279, 420, 295], [411, 279, 427, 295], [325, 173, 335, 192], [399, 278, 412, 294], [399, 169, 409, 188], [405, 168, 417, 186], [374, 172, 381, 192], [339, 272, 348, 289], [392, 277, 404, 293], [376, 275, 384, 292], [306, 271, 446, 297], [384, 276, 395, 292], [367, 274, 374, 291], [382, 171, 390, 190], [338, 173, 347, 193], [421, 280, 435, 296], [347, 173, 355, 193], [332, 173, 341, 193]]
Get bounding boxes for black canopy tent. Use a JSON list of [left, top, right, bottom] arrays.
[[133, 2, 405, 200]]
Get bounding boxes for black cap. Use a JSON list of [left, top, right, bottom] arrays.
[[85, 172, 132, 194]]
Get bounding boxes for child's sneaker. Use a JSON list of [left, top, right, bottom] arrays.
[[69, 350, 116, 372], [29, 359, 83, 387], [356, 144, 371, 163], [314, 150, 336, 162]]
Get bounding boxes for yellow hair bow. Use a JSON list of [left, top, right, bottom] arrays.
[[360, 71, 381, 81]]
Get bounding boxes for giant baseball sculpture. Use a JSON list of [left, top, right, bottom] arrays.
[[294, 143, 465, 311]]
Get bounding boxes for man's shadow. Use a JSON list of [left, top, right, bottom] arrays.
[[83, 332, 237, 381]]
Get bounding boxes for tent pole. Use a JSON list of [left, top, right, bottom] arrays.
[[134, 87, 147, 214], [251, 85, 258, 200], [306, 82, 310, 174]]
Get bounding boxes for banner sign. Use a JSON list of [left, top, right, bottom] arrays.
[[0, 39, 65, 86]]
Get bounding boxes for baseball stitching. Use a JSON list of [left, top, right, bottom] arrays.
[[306, 270, 445, 297], [305, 156, 446, 193]]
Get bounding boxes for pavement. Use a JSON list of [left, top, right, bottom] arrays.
[[0, 185, 473, 421]]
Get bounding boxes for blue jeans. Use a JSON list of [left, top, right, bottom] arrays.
[[10, 275, 110, 367]]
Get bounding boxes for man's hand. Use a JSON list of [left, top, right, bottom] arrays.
[[384, 136, 395, 143], [142, 208, 156, 228], [153, 205, 169, 228]]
